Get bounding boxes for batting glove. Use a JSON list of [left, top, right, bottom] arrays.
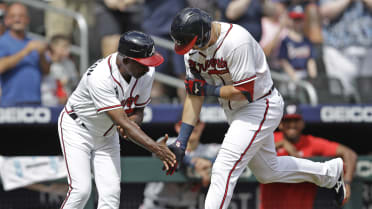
[[165, 141, 185, 175], [184, 77, 221, 97]]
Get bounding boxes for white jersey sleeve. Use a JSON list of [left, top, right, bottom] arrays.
[[87, 71, 122, 114], [133, 68, 155, 108], [228, 42, 257, 89]]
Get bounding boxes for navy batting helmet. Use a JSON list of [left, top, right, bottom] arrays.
[[118, 31, 164, 67], [170, 8, 212, 55]]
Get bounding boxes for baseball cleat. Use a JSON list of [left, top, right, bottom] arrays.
[[333, 158, 347, 206]]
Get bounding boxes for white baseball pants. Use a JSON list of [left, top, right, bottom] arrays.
[[58, 110, 121, 209], [204, 89, 343, 209]]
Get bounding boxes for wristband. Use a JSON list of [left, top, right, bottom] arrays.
[[183, 155, 194, 167], [177, 122, 194, 151], [205, 85, 221, 97]]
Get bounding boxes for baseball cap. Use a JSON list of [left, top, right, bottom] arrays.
[[288, 5, 305, 19], [118, 31, 164, 67], [283, 104, 302, 120]]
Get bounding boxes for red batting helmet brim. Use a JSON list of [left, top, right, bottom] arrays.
[[129, 52, 164, 67], [174, 36, 198, 55]]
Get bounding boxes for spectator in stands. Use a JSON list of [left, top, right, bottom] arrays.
[[41, 72, 66, 106], [42, 34, 80, 107], [260, 0, 289, 71], [319, 0, 372, 95], [0, 2, 6, 35], [260, 104, 358, 209], [48, 34, 79, 99], [279, 5, 317, 82], [140, 120, 221, 209], [217, 0, 276, 42], [44, 0, 95, 42], [141, 0, 188, 103], [0, 2, 7, 102], [0, 3, 50, 106], [95, 0, 144, 58]]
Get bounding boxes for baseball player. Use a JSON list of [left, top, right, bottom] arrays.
[[166, 8, 348, 209], [57, 31, 176, 209]]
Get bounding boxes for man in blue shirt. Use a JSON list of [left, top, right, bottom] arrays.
[[0, 3, 50, 106]]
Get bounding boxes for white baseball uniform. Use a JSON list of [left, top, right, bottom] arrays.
[[58, 52, 154, 209], [141, 137, 221, 209], [184, 22, 343, 209]]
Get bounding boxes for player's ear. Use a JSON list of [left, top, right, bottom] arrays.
[[278, 121, 285, 131], [122, 57, 130, 64]]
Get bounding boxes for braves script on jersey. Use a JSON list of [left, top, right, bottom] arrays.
[[185, 22, 273, 111], [65, 52, 154, 136]]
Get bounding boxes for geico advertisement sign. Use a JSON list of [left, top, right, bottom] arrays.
[[0, 107, 51, 123], [356, 160, 372, 178], [320, 106, 372, 122]]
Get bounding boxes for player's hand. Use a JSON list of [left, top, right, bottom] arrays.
[[155, 134, 176, 171], [345, 183, 351, 203], [282, 139, 300, 157], [184, 77, 207, 96], [164, 140, 185, 175], [117, 125, 128, 139]]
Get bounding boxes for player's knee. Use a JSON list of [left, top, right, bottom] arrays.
[[73, 183, 92, 201], [100, 183, 120, 200], [255, 173, 277, 184]]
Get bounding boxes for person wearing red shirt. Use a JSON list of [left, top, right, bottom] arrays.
[[260, 104, 358, 209]]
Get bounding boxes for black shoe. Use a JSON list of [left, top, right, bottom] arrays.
[[333, 163, 346, 207]]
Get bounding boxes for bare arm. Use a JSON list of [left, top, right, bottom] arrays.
[[219, 85, 248, 101], [363, 0, 372, 11], [275, 139, 301, 157], [261, 0, 276, 17], [128, 107, 144, 125], [307, 58, 317, 79], [335, 144, 357, 202], [0, 40, 49, 74], [320, 0, 352, 21], [106, 108, 175, 169], [335, 144, 357, 183], [225, 0, 252, 21], [0, 47, 30, 74], [117, 107, 144, 137], [280, 59, 298, 81], [181, 94, 204, 126], [262, 24, 285, 56]]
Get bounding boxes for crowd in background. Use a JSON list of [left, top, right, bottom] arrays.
[[0, 0, 371, 106]]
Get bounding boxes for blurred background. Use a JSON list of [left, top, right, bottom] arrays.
[[0, 0, 371, 208]]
